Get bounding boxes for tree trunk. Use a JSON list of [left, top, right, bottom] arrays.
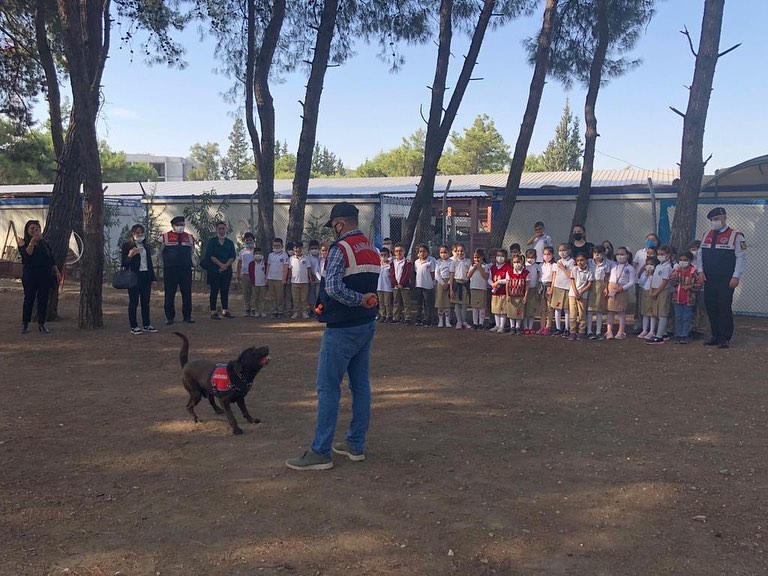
[[669, 0, 726, 251], [571, 0, 609, 231], [401, 0, 496, 256], [57, 0, 110, 328], [287, 0, 339, 245], [34, 0, 64, 157], [245, 0, 285, 249], [489, 0, 558, 251], [43, 123, 82, 320]]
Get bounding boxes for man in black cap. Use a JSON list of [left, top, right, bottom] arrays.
[[700, 206, 747, 348], [161, 216, 196, 325], [286, 202, 380, 470]]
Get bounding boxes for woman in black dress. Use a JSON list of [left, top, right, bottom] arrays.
[[205, 221, 237, 319], [121, 224, 158, 334], [18, 219, 61, 334]]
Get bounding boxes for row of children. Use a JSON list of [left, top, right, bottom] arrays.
[[235, 235, 327, 319], [375, 232, 705, 344]]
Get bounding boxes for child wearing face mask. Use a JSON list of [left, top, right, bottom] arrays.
[[505, 254, 529, 334], [236, 232, 257, 316], [537, 246, 556, 335], [307, 240, 322, 315], [468, 248, 490, 330], [550, 244, 574, 337], [568, 254, 594, 340], [643, 245, 673, 344], [605, 247, 636, 339], [587, 245, 612, 339], [434, 244, 453, 327], [449, 243, 472, 330], [669, 251, 705, 344], [248, 247, 267, 317], [266, 238, 289, 318], [523, 249, 541, 334], [376, 247, 394, 323], [687, 239, 706, 337], [637, 255, 658, 339], [490, 249, 511, 333]]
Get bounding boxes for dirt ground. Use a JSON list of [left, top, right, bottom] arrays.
[[1, 280, 768, 576]]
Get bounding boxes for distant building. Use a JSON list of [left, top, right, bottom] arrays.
[[124, 154, 195, 182]]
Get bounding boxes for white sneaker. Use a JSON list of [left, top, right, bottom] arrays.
[[437, 318, 444, 328], [637, 331, 649, 339], [463, 322, 472, 329], [291, 313, 299, 319], [302, 312, 310, 319], [455, 323, 463, 330], [489, 326, 499, 333], [444, 322, 452, 328]]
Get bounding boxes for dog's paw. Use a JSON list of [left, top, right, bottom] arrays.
[[251, 418, 261, 424], [213, 408, 225, 414], [233, 427, 244, 435]]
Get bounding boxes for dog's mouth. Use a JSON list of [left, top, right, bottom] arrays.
[[259, 355, 271, 367]]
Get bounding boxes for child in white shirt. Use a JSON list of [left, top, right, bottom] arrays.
[[434, 244, 453, 327], [247, 247, 267, 317], [467, 248, 490, 330], [377, 247, 393, 322], [568, 253, 594, 340], [537, 246, 556, 334], [413, 244, 436, 326], [235, 232, 256, 316], [523, 249, 541, 334], [587, 245, 612, 339], [449, 243, 472, 330], [605, 246, 637, 339], [288, 242, 313, 319], [526, 221, 553, 263], [641, 245, 673, 344], [550, 243, 574, 337], [265, 238, 289, 317]]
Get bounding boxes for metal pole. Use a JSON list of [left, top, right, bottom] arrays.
[[442, 179, 452, 245], [250, 186, 258, 235], [647, 177, 658, 234]]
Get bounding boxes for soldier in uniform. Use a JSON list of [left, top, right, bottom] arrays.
[[161, 216, 196, 325], [700, 207, 747, 349]]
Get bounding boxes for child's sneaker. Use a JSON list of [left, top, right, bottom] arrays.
[[464, 322, 472, 330], [588, 333, 596, 340], [561, 329, 570, 339], [615, 332, 627, 340], [130, 326, 143, 335], [489, 325, 499, 333], [551, 329, 562, 336], [568, 332, 577, 341], [680, 336, 689, 345], [577, 332, 587, 341], [646, 336, 664, 344], [605, 330, 615, 340], [538, 327, 552, 336], [637, 331, 649, 339], [143, 325, 158, 333], [455, 323, 463, 330]]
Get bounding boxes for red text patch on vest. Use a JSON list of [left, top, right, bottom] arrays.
[[210, 364, 232, 393]]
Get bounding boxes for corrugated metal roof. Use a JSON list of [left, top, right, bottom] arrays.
[[0, 168, 681, 198]]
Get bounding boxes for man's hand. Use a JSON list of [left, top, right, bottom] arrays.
[[729, 277, 740, 289], [361, 293, 378, 308]]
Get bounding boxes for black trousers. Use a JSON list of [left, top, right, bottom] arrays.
[[164, 266, 192, 321], [413, 287, 435, 324], [208, 269, 233, 311], [22, 268, 51, 324], [128, 271, 153, 328], [704, 274, 735, 343]]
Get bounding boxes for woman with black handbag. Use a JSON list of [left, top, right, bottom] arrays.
[[121, 224, 158, 335], [18, 220, 62, 334]]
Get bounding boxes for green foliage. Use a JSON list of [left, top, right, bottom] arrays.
[[139, 183, 164, 249], [188, 142, 222, 180], [303, 214, 334, 245], [311, 142, 346, 177], [524, 153, 546, 172], [100, 140, 159, 182], [182, 190, 230, 262], [0, 119, 57, 184], [353, 129, 426, 177], [541, 100, 582, 171], [439, 115, 510, 175], [221, 117, 257, 180]]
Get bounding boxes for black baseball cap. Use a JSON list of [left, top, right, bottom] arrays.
[[171, 216, 185, 225], [706, 207, 726, 219], [324, 202, 359, 227]]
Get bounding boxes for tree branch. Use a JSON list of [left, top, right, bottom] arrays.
[[669, 106, 686, 119], [718, 43, 741, 58], [703, 153, 713, 166], [419, 103, 428, 125], [680, 26, 697, 58]]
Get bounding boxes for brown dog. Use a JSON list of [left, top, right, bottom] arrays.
[[173, 332, 270, 435]]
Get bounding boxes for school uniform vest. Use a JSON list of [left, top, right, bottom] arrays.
[[701, 227, 739, 277], [161, 231, 195, 268], [317, 232, 380, 327]]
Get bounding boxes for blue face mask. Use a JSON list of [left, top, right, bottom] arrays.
[[644, 240, 657, 249]]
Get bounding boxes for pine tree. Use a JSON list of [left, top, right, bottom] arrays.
[[221, 117, 257, 180], [440, 114, 510, 175], [541, 99, 582, 171]]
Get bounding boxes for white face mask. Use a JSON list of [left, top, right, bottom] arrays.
[[679, 260, 691, 268], [690, 250, 699, 257], [513, 263, 523, 271], [496, 256, 506, 264], [645, 264, 655, 272], [174, 226, 185, 234], [710, 219, 724, 230], [593, 254, 603, 262], [254, 254, 264, 262], [287, 250, 294, 257], [558, 251, 569, 259], [658, 254, 669, 263], [543, 253, 553, 262], [526, 258, 535, 265], [273, 247, 283, 254], [310, 249, 319, 256], [616, 254, 628, 264], [134, 235, 145, 243]]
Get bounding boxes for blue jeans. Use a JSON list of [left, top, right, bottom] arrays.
[[311, 320, 376, 456], [674, 303, 694, 337]]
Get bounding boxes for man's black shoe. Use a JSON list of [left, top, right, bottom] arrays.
[[703, 338, 719, 346], [717, 340, 730, 349], [165, 318, 175, 326], [183, 318, 196, 324]]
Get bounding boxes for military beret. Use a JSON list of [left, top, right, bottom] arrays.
[[706, 207, 726, 219], [170, 216, 186, 225]]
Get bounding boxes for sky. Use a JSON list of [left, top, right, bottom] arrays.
[[46, 1, 768, 173]]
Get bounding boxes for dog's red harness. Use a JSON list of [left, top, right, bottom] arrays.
[[211, 364, 233, 394]]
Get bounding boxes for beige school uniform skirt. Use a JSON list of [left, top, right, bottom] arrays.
[[587, 279, 607, 312], [450, 280, 470, 305], [505, 296, 525, 319], [525, 292, 542, 317], [550, 286, 569, 311], [606, 282, 629, 312], [435, 283, 451, 308], [640, 288, 672, 317], [470, 288, 488, 309], [491, 294, 507, 314]]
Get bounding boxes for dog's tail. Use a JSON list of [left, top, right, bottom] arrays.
[[173, 332, 189, 368]]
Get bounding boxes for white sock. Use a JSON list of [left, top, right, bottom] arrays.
[[479, 310, 486, 324], [499, 316, 507, 330], [472, 308, 480, 325], [657, 316, 668, 338], [596, 312, 603, 335], [555, 310, 562, 330], [606, 313, 614, 333], [643, 316, 650, 333], [650, 317, 658, 335], [564, 311, 570, 331]]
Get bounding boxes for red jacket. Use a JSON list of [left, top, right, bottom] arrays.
[[507, 269, 529, 298], [490, 263, 512, 296], [389, 258, 413, 289]]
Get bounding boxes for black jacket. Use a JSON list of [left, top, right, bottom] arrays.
[[121, 240, 157, 282]]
